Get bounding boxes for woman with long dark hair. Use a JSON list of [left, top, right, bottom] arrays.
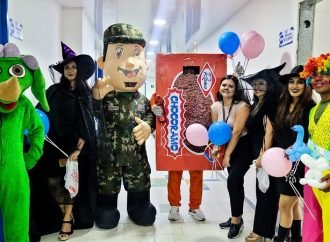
[[212, 75, 252, 239], [243, 64, 285, 242], [29, 42, 97, 241], [273, 66, 314, 242]]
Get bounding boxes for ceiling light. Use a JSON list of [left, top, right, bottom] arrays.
[[147, 51, 155, 56], [153, 19, 166, 26], [149, 40, 159, 45]]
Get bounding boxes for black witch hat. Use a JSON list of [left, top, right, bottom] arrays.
[[50, 42, 95, 80]]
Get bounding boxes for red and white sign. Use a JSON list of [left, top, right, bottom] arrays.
[[197, 62, 216, 97]]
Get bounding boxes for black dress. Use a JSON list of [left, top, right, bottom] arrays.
[[273, 101, 315, 196], [245, 101, 279, 239], [29, 83, 97, 241]]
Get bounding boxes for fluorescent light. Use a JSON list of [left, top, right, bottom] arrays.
[[153, 19, 166, 26], [149, 40, 159, 45], [147, 51, 155, 56]]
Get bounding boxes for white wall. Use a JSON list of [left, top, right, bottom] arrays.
[[62, 8, 83, 54], [8, 0, 62, 104], [82, 10, 97, 57], [170, 1, 186, 53], [7, 0, 99, 104], [8, 0, 61, 82], [197, 0, 299, 75], [313, 0, 330, 56]]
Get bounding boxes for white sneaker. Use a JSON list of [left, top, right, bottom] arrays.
[[188, 208, 205, 221], [168, 206, 180, 221]]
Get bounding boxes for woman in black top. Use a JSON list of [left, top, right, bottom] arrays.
[[29, 42, 96, 242], [273, 66, 315, 242], [213, 75, 252, 239], [243, 63, 285, 242]]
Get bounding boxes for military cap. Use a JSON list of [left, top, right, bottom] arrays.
[[103, 23, 146, 47]]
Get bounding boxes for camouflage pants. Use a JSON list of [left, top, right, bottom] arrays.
[[97, 160, 151, 195]]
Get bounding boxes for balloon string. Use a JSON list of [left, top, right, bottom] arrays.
[[45, 135, 69, 158], [231, 57, 237, 76], [288, 181, 316, 221], [243, 57, 250, 74]]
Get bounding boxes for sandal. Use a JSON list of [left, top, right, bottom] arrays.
[[58, 219, 73, 241], [245, 232, 264, 242]]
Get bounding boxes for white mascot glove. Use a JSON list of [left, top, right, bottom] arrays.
[[151, 105, 163, 117]]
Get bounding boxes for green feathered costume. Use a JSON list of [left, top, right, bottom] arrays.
[[0, 43, 49, 242]]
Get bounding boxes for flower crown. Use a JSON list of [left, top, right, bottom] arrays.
[[300, 53, 330, 81]]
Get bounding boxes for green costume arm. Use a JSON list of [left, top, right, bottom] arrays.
[[24, 98, 45, 170]]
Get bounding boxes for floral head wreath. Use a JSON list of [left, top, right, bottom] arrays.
[[300, 53, 330, 85]]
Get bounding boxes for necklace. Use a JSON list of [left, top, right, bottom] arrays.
[[222, 100, 234, 123]]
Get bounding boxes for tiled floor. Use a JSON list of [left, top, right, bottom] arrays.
[[40, 136, 258, 242]]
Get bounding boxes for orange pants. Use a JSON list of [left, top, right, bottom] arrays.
[[167, 170, 203, 209]]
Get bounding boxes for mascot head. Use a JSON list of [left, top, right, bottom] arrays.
[[97, 23, 149, 92], [0, 43, 49, 113]]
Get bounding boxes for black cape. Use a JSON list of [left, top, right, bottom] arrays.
[[28, 83, 97, 242]]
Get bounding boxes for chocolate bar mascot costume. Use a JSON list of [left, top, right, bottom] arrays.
[[0, 43, 48, 242], [92, 23, 156, 229]]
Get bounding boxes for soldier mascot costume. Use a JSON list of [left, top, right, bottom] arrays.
[[92, 23, 156, 229]]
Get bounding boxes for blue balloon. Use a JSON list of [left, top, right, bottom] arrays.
[[208, 121, 232, 145], [218, 32, 240, 56], [36, 109, 50, 135]]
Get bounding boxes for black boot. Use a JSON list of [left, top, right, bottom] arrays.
[[95, 194, 120, 229], [274, 225, 290, 242], [290, 220, 302, 242], [127, 191, 156, 226]]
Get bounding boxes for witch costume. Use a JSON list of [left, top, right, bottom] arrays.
[[29, 42, 97, 242]]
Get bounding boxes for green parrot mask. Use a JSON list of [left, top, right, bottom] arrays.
[[0, 43, 49, 113]]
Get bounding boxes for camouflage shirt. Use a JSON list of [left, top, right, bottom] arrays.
[[93, 91, 155, 167]]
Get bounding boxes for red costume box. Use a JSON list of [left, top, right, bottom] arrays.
[[155, 53, 227, 170]]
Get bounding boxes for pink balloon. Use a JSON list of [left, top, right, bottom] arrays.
[[186, 123, 208, 146], [261, 147, 292, 177], [241, 30, 257, 41], [240, 32, 265, 59]]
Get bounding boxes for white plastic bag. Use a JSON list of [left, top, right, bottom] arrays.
[[64, 159, 79, 198], [256, 167, 270, 193]]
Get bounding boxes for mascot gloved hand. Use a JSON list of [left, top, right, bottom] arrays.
[[92, 23, 156, 229], [0, 43, 48, 242]]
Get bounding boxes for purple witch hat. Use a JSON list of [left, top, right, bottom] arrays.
[[51, 42, 95, 80]]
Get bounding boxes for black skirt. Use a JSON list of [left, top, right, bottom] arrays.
[[275, 160, 304, 196]]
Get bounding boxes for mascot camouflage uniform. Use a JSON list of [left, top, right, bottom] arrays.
[[0, 43, 48, 242], [92, 23, 156, 229], [300, 53, 330, 242]]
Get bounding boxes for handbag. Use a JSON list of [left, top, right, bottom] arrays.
[[256, 167, 270, 193], [64, 159, 79, 198]]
